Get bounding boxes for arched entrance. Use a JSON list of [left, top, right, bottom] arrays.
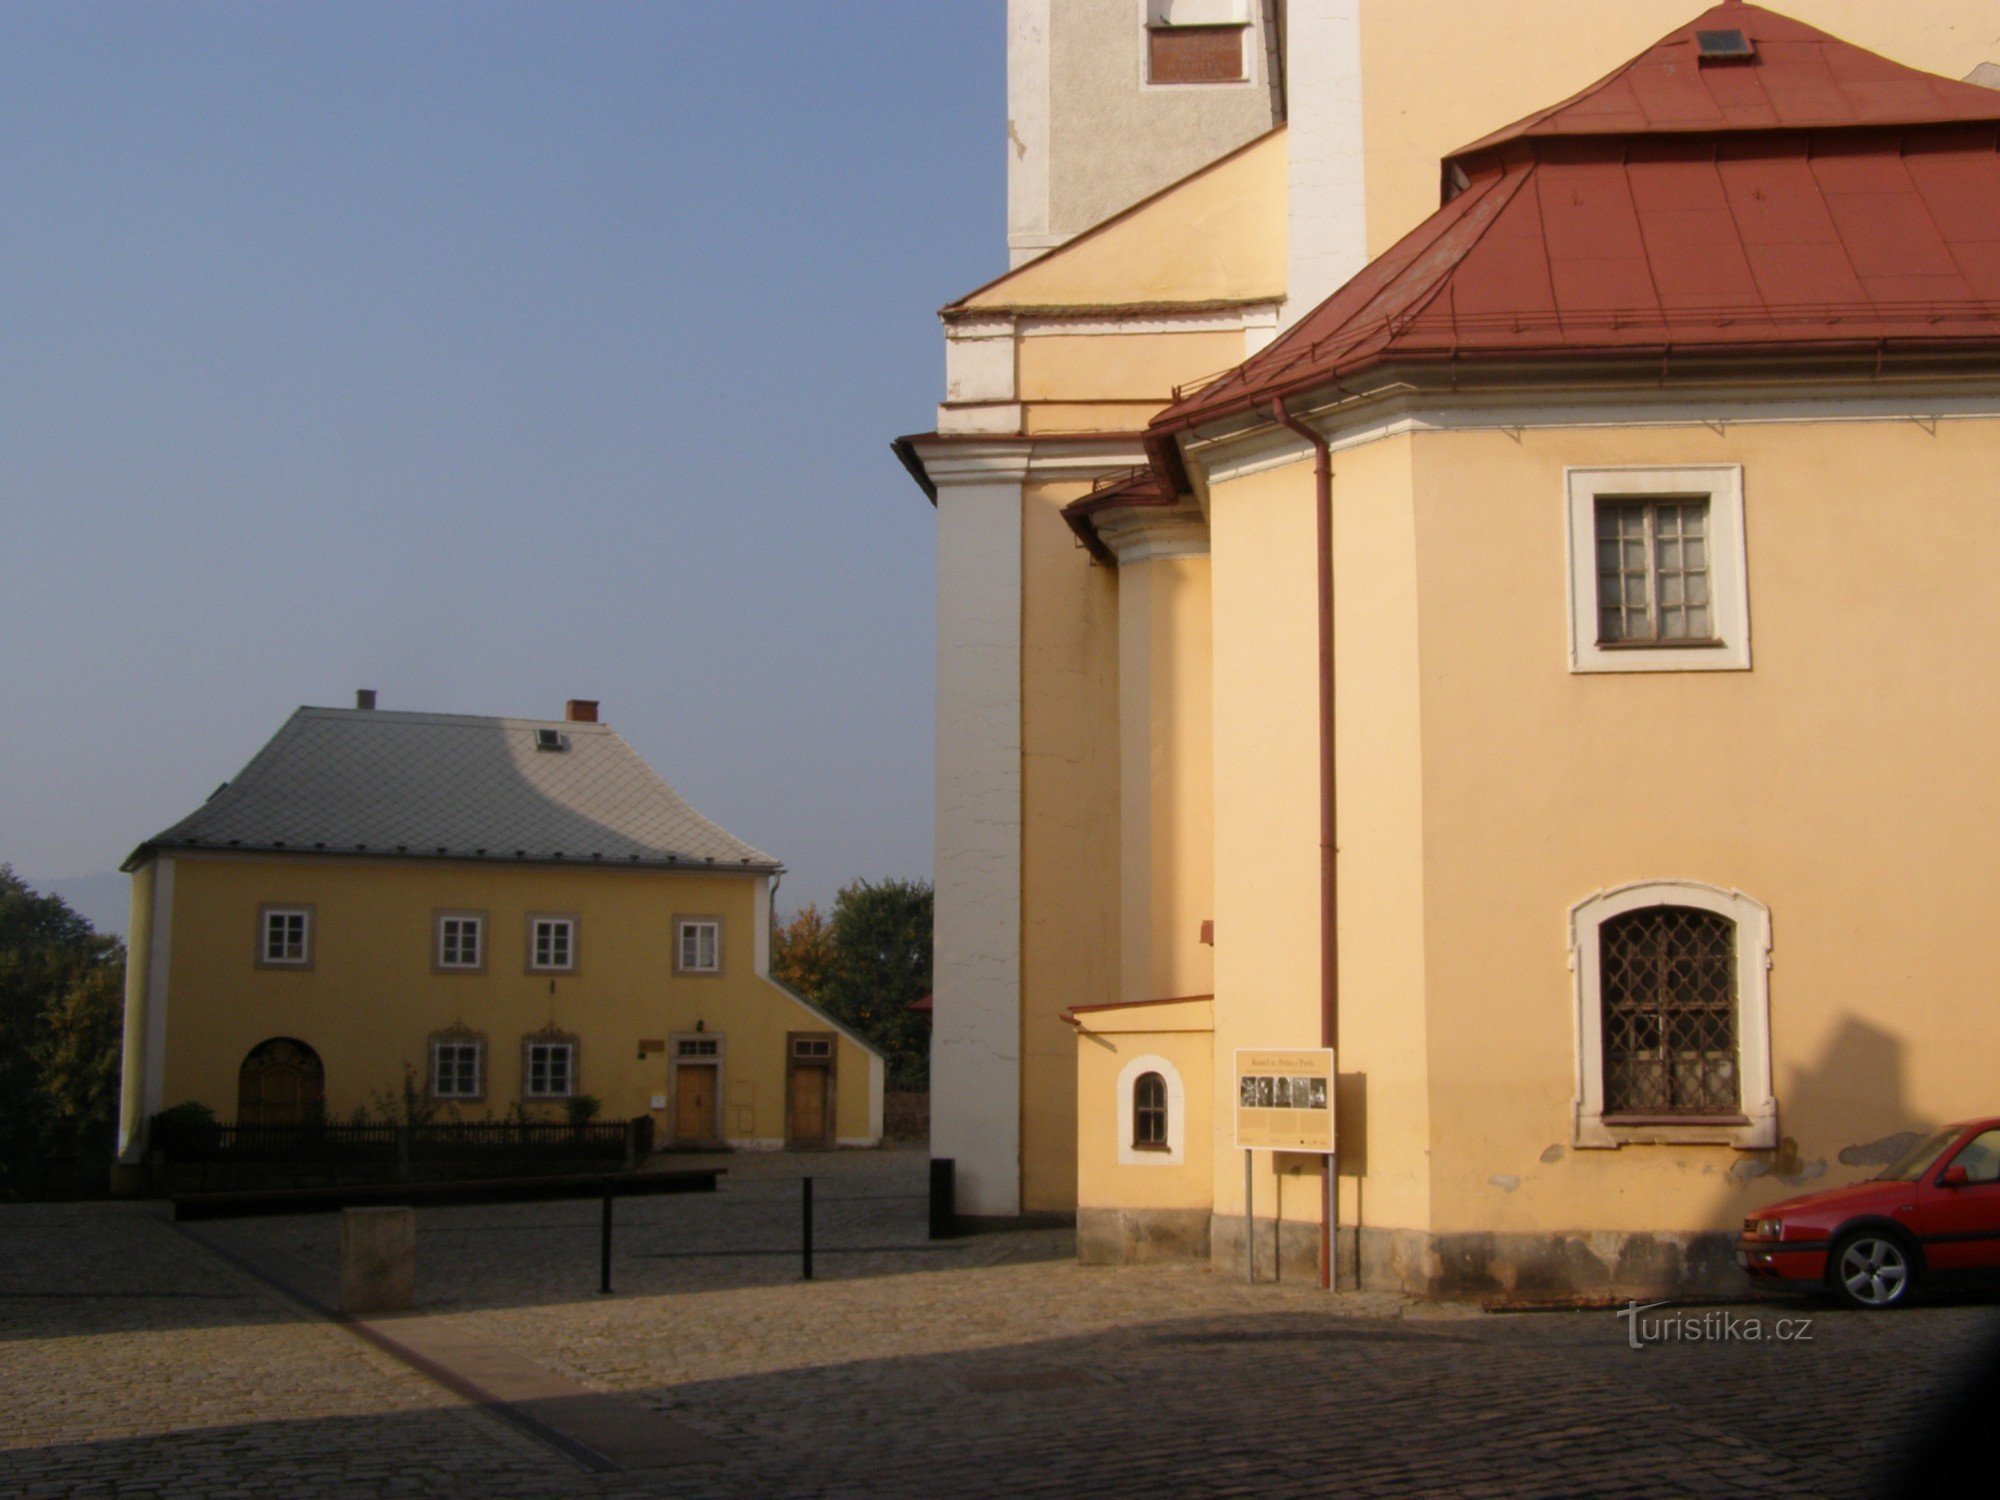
[[237, 1038, 325, 1126]]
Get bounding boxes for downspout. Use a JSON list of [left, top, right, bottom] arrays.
[[1267, 397, 1339, 1292]]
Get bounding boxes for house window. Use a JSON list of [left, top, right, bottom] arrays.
[[529, 916, 576, 973], [525, 1039, 576, 1099], [1132, 1071, 1169, 1150], [1595, 499, 1713, 645], [431, 1037, 483, 1100], [1566, 466, 1749, 673], [1570, 881, 1774, 1149], [436, 912, 484, 971], [676, 918, 721, 975], [1599, 906, 1738, 1117], [258, 906, 313, 967], [677, 1037, 720, 1059], [791, 1036, 833, 1060]]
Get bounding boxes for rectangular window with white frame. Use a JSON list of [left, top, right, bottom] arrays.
[[676, 917, 721, 975], [430, 1038, 483, 1100], [435, 911, 485, 972], [528, 915, 577, 973], [1566, 465, 1749, 673], [524, 1039, 576, 1099], [257, 905, 313, 968]]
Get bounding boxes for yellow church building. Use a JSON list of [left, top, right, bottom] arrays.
[[115, 695, 883, 1177], [900, 1, 2000, 1296]]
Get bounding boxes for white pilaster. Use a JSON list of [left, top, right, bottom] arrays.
[[927, 443, 1029, 1216], [1007, 0, 1055, 267], [1283, 0, 1368, 328]]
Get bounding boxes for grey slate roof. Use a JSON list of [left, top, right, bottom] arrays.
[[127, 707, 780, 873]]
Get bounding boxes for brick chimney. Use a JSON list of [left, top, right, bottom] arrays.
[[356, 689, 377, 710], [565, 699, 599, 724]]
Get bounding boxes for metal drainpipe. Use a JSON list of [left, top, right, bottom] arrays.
[[1267, 397, 1339, 1292]]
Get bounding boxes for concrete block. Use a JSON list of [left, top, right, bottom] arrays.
[[339, 1206, 415, 1314]]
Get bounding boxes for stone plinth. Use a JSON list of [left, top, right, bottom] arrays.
[[339, 1206, 415, 1314]]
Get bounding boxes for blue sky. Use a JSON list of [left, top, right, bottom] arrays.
[[0, 3, 1002, 931]]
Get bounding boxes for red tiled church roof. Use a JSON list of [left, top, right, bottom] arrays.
[[1155, 3, 2000, 435]]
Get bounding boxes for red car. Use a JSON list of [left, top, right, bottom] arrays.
[[1738, 1117, 2000, 1309]]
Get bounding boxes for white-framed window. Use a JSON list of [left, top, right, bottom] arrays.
[[258, 905, 313, 967], [430, 1036, 483, 1100], [524, 1038, 577, 1099], [435, 912, 484, 971], [1566, 465, 1749, 673], [528, 916, 576, 973], [1570, 881, 1775, 1149], [1115, 1054, 1187, 1166], [676, 1036, 720, 1059], [676, 918, 721, 975]]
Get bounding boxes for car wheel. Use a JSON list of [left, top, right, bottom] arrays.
[[1831, 1230, 1918, 1310]]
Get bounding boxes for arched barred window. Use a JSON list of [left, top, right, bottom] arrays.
[[1132, 1071, 1168, 1150], [1599, 906, 1738, 1116]]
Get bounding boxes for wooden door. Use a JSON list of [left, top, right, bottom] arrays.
[[788, 1065, 829, 1146], [237, 1038, 324, 1126], [674, 1064, 716, 1142]]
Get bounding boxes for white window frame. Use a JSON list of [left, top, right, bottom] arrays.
[[528, 915, 577, 974], [1115, 1053, 1187, 1166], [1569, 880, 1775, 1150], [258, 905, 313, 967], [524, 1039, 577, 1100], [1565, 465, 1750, 674], [676, 918, 721, 975], [430, 1038, 483, 1100], [435, 912, 485, 972]]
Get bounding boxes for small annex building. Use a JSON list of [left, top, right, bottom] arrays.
[[904, 1, 2000, 1297], [115, 695, 883, 1175]]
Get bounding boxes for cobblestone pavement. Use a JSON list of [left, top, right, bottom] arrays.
[[6, 1147, 1998, 1497]]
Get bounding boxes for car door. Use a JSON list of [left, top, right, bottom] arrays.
[[1915, 1128, 2000, 1273]]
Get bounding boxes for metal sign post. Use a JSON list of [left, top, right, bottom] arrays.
[[1234, 1048, 1336, 1291]]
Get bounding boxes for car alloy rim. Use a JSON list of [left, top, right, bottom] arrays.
[[1840, 1238, 1908, 1305]]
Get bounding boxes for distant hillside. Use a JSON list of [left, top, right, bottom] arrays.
[[39, 872, 129, 940]]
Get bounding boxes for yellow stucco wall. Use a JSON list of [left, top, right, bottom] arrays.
[[1019, 480, 1122, 1211], [1408, 415, 2000, 1236], [961, 128, 1286, 312], [147, 853, 877, 1145], [1358, 1, 2000, 257], [1018, 330, 1251, 405], [1073, 1000, 1215, 1212], [1117, 553, 1215, 1005]]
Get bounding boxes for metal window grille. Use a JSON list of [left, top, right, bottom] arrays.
[[1595, 498, 1712, 644], [1600, 906, 1739, 1115], [432, 1042, 481, 1099], [1133, 1072, 1168, 1148], [533, 919, 572, 969]]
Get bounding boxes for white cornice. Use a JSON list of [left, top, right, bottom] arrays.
[[1093, 499, 1210, 563], [910, 436, 1150, 488], [1191, 382, 2000, 486]]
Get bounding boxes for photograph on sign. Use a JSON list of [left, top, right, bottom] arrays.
[[1234, 1048, 1335, 1153]]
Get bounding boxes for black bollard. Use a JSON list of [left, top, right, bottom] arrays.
[[599, 1192, 613, 1295], [802, 1175, 814, 1280], [929, 1157, 957, 1241]]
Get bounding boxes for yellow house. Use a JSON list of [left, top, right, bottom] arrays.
[[903, 1, 2000, 1296], [115, 695, 883, 1177]]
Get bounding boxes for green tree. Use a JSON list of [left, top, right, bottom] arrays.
[[0, 867, 126, 1198], [771, 902, 838, 1001], [817, 879, 932, 1088]]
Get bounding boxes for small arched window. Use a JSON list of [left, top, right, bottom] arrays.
[[1132, 1071, 1168, 1150], [1600, 905, 1738, 1116]]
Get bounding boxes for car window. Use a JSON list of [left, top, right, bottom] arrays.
[[1948, 1130, 2000, 1184], [1878, 1127, 1962, 1182]]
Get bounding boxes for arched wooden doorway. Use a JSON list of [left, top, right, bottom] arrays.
[[237, 1038, 325, 1126]]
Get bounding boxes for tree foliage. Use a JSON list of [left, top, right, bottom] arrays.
[[776, 879, 932, 1088], [0, 867, 126, 1198]]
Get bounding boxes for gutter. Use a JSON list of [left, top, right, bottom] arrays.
[[1266, 396, 1339, 1293]]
